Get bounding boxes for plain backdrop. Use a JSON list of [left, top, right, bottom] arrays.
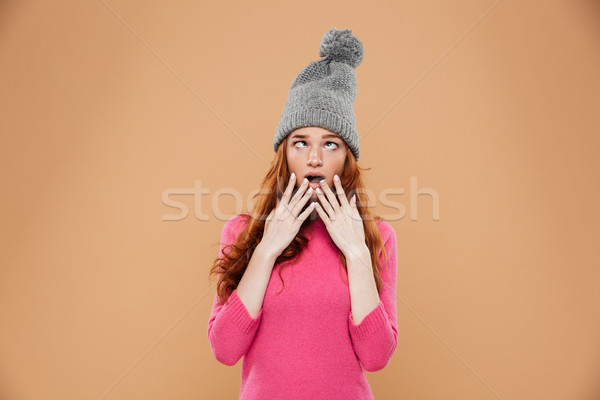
[[1, 0, 599, 399]]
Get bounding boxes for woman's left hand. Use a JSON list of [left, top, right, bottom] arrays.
[[313, 175, 366, 258]]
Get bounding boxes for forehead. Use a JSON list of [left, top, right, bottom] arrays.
[[289, 127, 341, 140]]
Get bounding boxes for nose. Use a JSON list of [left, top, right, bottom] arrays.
[[307, 147, 322, 167]]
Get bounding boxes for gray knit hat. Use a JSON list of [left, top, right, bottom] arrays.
[[273, 27, 364, 161]]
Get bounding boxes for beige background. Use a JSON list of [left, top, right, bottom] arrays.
[[1, 0, 599, 399]]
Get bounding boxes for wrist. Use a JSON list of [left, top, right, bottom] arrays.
[[343, 243, 370, 262], [255, 242, 280, 262]]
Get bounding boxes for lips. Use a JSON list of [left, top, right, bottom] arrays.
[[305, 173, 325, 183]]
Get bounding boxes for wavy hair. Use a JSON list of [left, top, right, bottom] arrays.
[[208, 136, 389, 304]]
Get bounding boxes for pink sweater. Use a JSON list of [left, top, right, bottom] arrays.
[[207, 213, 398, 399]]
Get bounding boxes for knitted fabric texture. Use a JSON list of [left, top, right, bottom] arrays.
[[273, 27, 364, 161]]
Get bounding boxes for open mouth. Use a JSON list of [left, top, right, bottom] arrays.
[[305, 175, 324, 183]]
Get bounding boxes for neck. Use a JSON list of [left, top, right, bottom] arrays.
[[304, 210, 325, 229]]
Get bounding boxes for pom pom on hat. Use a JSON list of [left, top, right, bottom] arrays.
[[318, 27, 364, 68]]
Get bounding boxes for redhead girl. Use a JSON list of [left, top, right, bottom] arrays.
[[208, 28, 398, 400]]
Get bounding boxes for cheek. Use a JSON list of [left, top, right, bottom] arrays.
[[288, 151, 304, 167], [334, 158, 346, 173]]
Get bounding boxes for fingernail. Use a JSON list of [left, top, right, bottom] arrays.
[[303, 177, 308, 185], [334, 175, 339, 182], [291, 172, 295, 179], [308, 187, 313, 193], [320, 179, 326, 185]]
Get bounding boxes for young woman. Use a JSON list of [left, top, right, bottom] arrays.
[[207, 28, 398, 400]]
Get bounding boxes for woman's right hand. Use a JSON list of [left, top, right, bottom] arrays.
[[260, 173, 316, 258]]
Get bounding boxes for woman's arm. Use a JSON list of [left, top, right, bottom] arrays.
[[207, 215, 277, 366], [346, 221, 399, 372], [235, 242, 278, 318]]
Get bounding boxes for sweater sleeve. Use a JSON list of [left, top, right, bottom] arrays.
[[207, 214, 263, 366], [348, 221, 399, 372]]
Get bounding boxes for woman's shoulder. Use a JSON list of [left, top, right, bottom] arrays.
[[375, 217, 397, 245], [224, 212, 251, 224], [222, 213, 252, 236]]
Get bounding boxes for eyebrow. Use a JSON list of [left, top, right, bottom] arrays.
[[290, 134, 341, 140]]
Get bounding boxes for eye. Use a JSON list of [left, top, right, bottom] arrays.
[[293, 140, 307, 147], [293, 140, 339, 149]]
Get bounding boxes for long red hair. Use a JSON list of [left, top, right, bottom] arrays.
[[208, 137, 389, 304]]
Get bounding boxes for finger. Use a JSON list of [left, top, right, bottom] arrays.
[[280, 175, 302, 218], [318, 179, 341, 213], [280, 173, 297, 205], [292, 186, 314, 216], [315, 186, 335, 220], [313, 201, 329, 225], [350, 194, 362, 221], [297, 201, 317, 221], [289, 177, 309, 206], [273, 197, 283, 221], [269, 207, 275, 217], [332, 175, 350, 210]]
